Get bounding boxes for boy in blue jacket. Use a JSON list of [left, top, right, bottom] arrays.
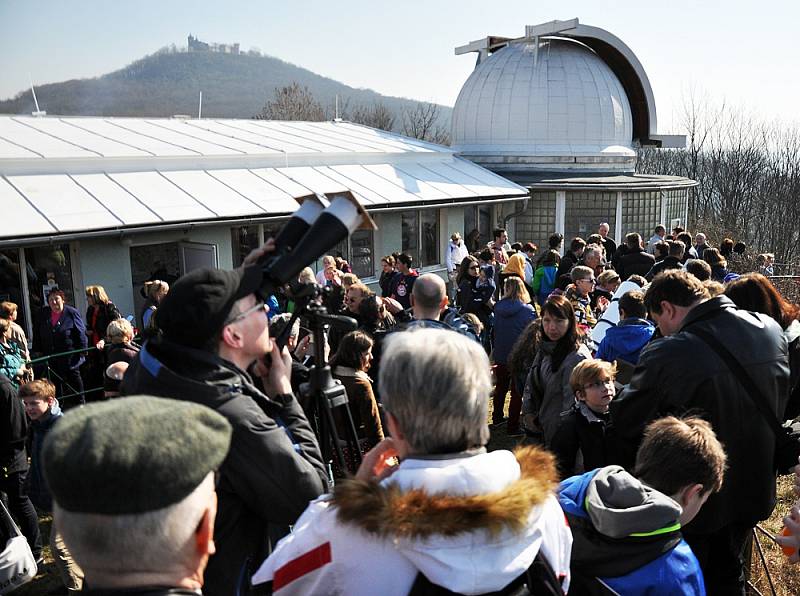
[[596, 290, 654, 366], [558, 415, 727, 595]]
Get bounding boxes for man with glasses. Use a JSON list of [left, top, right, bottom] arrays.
[[122, 266, 327, 596], [565, 265, 597, 330]]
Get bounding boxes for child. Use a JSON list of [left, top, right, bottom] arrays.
[[550, 359, 615, 479], [20, 379, 84, 591], [596, 290, 655, 366], [532, 250, 559, 306], [559, 416, 727, 595]]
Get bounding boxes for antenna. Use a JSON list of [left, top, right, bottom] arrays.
[[198, 91, 203, 119], [29, 76, 46, 117]]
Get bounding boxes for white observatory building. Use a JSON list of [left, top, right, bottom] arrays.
[[452, 18, 696, 248]]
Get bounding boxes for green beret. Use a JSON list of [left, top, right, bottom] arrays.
[[43, 396, 232, 515]]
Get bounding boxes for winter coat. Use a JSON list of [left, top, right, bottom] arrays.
[[34, 304, 87, 372], [785, 320, 800, 419], [493, 299, 537, 364], [0, 374, 26, 474], [559, 466, 705, 595], [446, 241, 469, 273], [645, 255, 683, 281], [0, 339, 26, 388], [457, 277, 492, 324], [556, 252, 580, 279], [122, 339, 328, 596], [252, 447, 573, 595], [710, 265, 729, 282], [26, 401, 63, 512], [533, 265, 557, 305], [615, 249, 655, 281], [331, 366, 383, 447], [85, 301, 122, 347], [522, 340, 592, 444], [379, 270, 398, 298], [550, 402, 612, 479], [600, 236, 617, 261], [596, 318, 655, 365], [611, 296, 790, 533]]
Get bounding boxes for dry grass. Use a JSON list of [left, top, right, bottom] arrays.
[[15, 514, 64, 595]]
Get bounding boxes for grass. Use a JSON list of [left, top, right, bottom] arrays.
[[15, 515, 65, 595]]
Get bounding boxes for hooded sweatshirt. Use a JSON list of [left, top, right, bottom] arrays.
[[596, 318, 655, 366], [558, 466, 704, 595], [252, 447, 573, 595]]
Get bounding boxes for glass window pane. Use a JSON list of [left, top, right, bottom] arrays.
[[0, 249, 26, 332], [514, 192, 557, 251], [350, 229, 374, 278], [401, 210, 419, 264], [420, 209, 440, 267], [464, 206, 480, 252], [479, 206, 492, 250], [25, 244, 76, 314], [564, 191, 617, 243], [664, 190, 688, 230], [622, 191, 662, 241], [129, 243, 180, 327], [231, 225, 260, 266]]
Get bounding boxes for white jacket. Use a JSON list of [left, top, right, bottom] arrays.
[[252, 448, 572, 595], [446, 241, 470, 273]]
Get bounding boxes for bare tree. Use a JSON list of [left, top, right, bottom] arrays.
[[256, 82, 326, 121], [402, 102, 450, 145], [349, 102, 395, 132]]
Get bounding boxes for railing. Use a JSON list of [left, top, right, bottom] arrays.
[[27, 346, 104, 405]]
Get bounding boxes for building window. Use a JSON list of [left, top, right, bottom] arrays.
[[622, 191, 662, 241], [401, 209, 440, 268], [0, 249, 27, 333], [514, 192, 557, 250], [564, 191, 617, 243], [349, 229, 374, 279], [232, 226, 260, 267], [464, 205, 492, 253], [25, 244, 76, 316], [663, 190, 688, 230]]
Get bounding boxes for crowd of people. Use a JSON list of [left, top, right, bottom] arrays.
[[2, 222, 800, 595]]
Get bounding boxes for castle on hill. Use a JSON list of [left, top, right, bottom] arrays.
[[187, 34, 239, 55]]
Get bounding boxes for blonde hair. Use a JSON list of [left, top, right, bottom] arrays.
[[85, 285, 110, 305], [597, 270, 621, 288], [107, 318, 134, 343], [144, 280, 169, 301], [341, 273, 359, 289], [569, 359, 617, 394], [503, 276, 531, 304], [298, 267, 315, 285]]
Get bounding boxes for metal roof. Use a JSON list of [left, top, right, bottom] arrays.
[[0, 116, 528, 243]]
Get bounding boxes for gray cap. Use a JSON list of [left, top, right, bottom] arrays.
[[43, 396, 232, 515]]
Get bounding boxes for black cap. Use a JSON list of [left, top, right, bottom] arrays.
[[43, 396, 232, 515], [156, 266, 262, 348]]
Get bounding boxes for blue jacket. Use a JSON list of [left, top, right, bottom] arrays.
[[596, 318, 655, 365], [492, 299, 537, 364], [558, 468, 705, 595]]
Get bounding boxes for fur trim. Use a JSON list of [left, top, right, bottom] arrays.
[[332, 446, 557, 539]]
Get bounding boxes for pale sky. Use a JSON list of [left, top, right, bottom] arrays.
[[1, 0, 797, 132]]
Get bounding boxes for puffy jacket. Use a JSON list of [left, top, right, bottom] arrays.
[[549, 402, 612, 479], [559, 466, 705, 595], [493, 299, 537, 364], [611, 296, 790, 532], [122, 339, 328, 596], [596, 318, 655, 365], [252, 447, 573, 595], [645, 255, 683, 281]]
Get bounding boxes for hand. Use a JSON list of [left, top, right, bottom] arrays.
[[294, 335, 312, 360], [96, 338, 105, 350], [776, 504, 800, 562], [256, 340, 293, 397], [596, 296, 610, 313], [242, 238, 277, 267], [355, 438, 400, 482], [383, 298, 403, 315]]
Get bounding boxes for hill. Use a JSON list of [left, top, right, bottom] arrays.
[[0, 49, 451, 129]]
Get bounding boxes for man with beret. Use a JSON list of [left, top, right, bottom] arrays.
[[122, 265, 328, 595], [44, 396, 232, 595]]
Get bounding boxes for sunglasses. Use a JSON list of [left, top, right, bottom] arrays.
[[225, 301, 269, 325]]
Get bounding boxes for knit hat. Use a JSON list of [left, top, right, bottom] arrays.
[[43, 396, 232, 515], [156, 265, 262, 348]]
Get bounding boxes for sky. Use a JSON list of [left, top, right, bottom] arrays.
[[1, 0, 798, 132]]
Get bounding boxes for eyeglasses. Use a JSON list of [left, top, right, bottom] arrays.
[[225, 301, 268, 325], [583, 379, 614, 390], [579, 278, 597, 285]]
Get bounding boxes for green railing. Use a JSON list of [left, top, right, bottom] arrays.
[[27, 346, 104, 405]]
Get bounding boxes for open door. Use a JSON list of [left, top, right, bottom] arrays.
[[179, 242, 218, 274]]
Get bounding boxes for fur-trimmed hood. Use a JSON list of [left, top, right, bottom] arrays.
[[328, 446, 568, 594], [333, 446, 556, 539]]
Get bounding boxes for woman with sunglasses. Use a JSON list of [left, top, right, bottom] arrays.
[[521, 295, 591, 445]]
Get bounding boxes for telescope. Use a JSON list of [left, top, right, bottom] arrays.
[[257, 191, 376, 297]]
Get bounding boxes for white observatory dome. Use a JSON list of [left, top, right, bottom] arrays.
[[451, 38, 637, 174]]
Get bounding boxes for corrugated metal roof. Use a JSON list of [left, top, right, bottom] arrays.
[[0, 115, 528, 242]]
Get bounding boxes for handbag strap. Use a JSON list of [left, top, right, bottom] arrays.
[[688, 326, 787, 441]]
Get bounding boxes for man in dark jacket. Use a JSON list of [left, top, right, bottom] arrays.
[[122, 266, 327, 596], [645, 240, 685, 281], [556, 237, 586, 279], [615, 233, 655, 281], [0, 373, 41, 562], [610, 270, 790, 595]]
